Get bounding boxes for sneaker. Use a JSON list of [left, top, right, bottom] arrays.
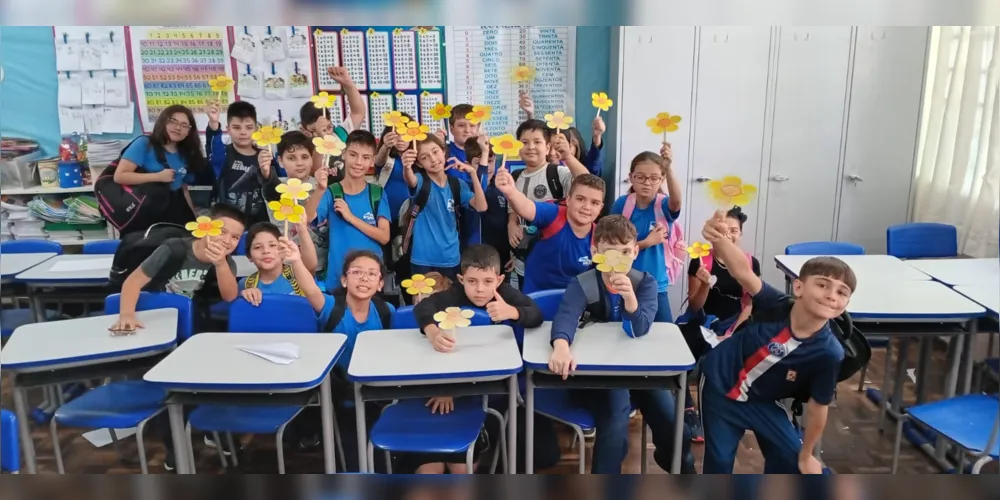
[[297, 433, 321, 450], [685, 408, 704, 443], [629, 409, 638, 419], [164, 453, 175, 472], [204, 435, 232, 456]]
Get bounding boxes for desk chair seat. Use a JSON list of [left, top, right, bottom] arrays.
[[369, 398, 489, 474], [892, 394, 999, 474], [1, 409, 19, 473], [81, 240, 120, 254], [50, 381, 167, 474], [1, 308, 63, 338]]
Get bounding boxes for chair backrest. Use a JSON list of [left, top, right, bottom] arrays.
[[391, 305, 492, 330], [104, 292, 196, 341], [82, 239, 121, 254], [785, 241, 865, 256], [513, 289, 566, 348], [228, 295, 318, 333], [886, 222, 958, 259], [1, 409, 20, 473], [0, 239, 63, 255], [236, 231, 249, 255]]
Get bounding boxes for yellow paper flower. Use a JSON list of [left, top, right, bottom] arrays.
[[490, 134, 524, 157], [396, 121, 429, 142], [400, 274, 437, 295], [687, 241, 713, 260], [433, 307, 475, 330], [429, 103, 453, 120], [310, 92, 336, 109], [383, 110, 410, 129], [708, 176, 758, 206], [592, 92, 613, 111], [185, 216, 224, 239], [592, 249, 633, 273], [512, 65, 536, 82], [312, 135, 346, 156], [276, 178, 313, 201], [252, 126, 283, 148], [647, 112, 682, 134], [544, 111, 573, 131], [209, 75, 234, 92], [268, 198, 305, 224], [465, 105, 492, 125]]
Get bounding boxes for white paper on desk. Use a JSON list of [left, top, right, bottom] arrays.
[[100, 40, 127, 70], [102, 106, 133, 134], [82, 74, 106, 105], [700, 326, 721, 348], [55, 42, 81, 71], [103, 74, 130, 107], [235, 343, 300, 365], [79, 43, 103, 71], [82, 427, 136, 448], [49, 256, 113, 273], [83, 106, 105, 134], [58, 107, 86, 135], [58, 73, 83, 107]]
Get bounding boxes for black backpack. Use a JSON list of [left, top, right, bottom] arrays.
[[322, 287, 393, 332], [575, 268, 647, 329], [95, 136, 173, 235], [511, 163, 565, 201], [398, 171, 463, 258], [107, 223, 222, 303]]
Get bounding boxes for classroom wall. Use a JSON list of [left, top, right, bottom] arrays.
[[0, 26, 611, 158]]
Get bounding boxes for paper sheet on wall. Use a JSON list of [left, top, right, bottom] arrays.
[[81, 73, 106, 105], [103, 73, 130, 107], [58, 107, 85, 135], [83, 106, 105, 134], [79, 42, 103, 71], [102, 106, 134, 134], [232, 26, 315, 133], [100, 40, 127, 70], [58, 73, 83, 107], [55, 42, 81, 71]]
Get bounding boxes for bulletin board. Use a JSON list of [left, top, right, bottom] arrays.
[[52, 26, 134, 136], [309, 26, 448, 134], [126, 26, 236, 133]]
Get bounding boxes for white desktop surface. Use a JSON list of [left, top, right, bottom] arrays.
[[954, 285, 999, 318], [906, 258, 1000, 286], [14, 254, 113, 283], [774, 254, 930, 283], [1, 253, 57, 279], [847, 279, 985, 322]]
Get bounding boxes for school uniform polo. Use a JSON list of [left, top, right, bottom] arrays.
[[521, 202, 593, 294]]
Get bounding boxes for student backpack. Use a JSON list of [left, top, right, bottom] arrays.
[[95, 136, 173, 234], [621, 193, 686, 285], [397, 172, 463, 257], [243, 264, 305, 296], [329, 181, 384, 215], [322, 288, 393, 332], [108, 223, 196, 294], [575, 268, 647, 329], [511, 163, 565, 201]]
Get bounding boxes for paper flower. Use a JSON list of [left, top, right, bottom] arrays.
[[465, 105, 492, 125], [647, 112, 682, 134], [687, 241, 713, 260], [401, 274, 437, 295], [209, 75, 235, 92], [544, 111, 573, 131], [708, 176, 758, 207], [429, 103, 453, 120], [310, 92, 337, 109], [252, 126, 283, 149], [512, 65, 536, 82], [383, 110, 410, 129], [268, 198, 305, 224], [276, 178, 313, 201], [592, 92, 613, 112], [433, 307, 475, 330], [312, 135, 345, 156], [396, 121, 429, 142], [185, 216, 223, 239], [490, 134, 524, 157], [592, 249, 633, 273]]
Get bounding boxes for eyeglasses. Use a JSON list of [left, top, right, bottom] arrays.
[[168, 117, 191, 130], [347, 268, 381, 281], [631, 174, 663, 185], [726, 228, 742, 236]]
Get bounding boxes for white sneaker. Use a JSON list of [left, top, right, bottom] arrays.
[[204, 435, 232, 456], [629, 409, 638, 418]]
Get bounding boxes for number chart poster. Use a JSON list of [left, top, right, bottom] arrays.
[[309, 26, 447, 133], [127, 26, 236, 133]]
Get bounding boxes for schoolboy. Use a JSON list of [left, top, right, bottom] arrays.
[[698, 210, 852, 474], [519, 91, 605, 175], [400, 135, 488, 280], [464, 136, 513, 272], [264, 131, 323, 274], [299, 66, 366, 182], [304, 130, 391, 291], [444, 104, 487, 248], [238, 220, 319, 303], [546, 215, 694, 474], [203, 101, 279, 225], [494, 168, 604, 293]]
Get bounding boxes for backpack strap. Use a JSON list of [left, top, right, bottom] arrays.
[[329, 182, 345, 200], [244, 271, 260, 289], [578, 269, 604, 328], [622, 193, 637, 219], [545, 163, 564, 200], [282, 264, 304, 296], [323, 290, 390, 331], [372, 297, 392, 329], [368, 183, 383, 214], [447, 176, 463, 230], [652, 193, 668, 227]]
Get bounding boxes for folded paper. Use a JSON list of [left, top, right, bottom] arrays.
[[235, 342, 300, 365]]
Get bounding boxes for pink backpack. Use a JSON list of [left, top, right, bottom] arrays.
[[622, 193, 686, 285]]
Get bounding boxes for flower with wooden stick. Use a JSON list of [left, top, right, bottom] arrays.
[[209, 75, 235, 103], [252, 125, 283, 155], [544, 111, 573, 135], [465, 105, 492, 125], [687, 241, 712, 263], [396, 121, 429, 149], [592, 249, 633, 274], [429, 103, 452, 121], [276, 178, 313, 202], [490, 134, 524, 172], [592, 92, 613, 119], [185, 216, 224, 242], [312, 135, 346, 172], [433, 307, 475, 341], [384, 110, 410, 129], [268, 198, 305, 235], [647, 112, 682, 142], [401, 274, 437, 302], [310, 92, 337, 120]]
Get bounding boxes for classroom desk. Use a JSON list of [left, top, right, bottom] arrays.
[[143, 332, 346, 474], [14, 254, 113, 322], [906, 258, 1000, 286], [774, 254, 931, 284], [0, 253, 56, 284], [0, 308, 178, 474], [954, 285, 999, 320], [521, 321, 696, 474], [348, 326, 522, 474]]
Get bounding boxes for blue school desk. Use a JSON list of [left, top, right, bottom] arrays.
[[0, 253, 56, 284], [774, 254, 931, 284], [143, 332, 347, 474], [347, 326, 522, 474], [521, 321, 696, 474], [906, 258, 1000, 287], [0, 308, 179, 474], [955, 285, 999, 320]]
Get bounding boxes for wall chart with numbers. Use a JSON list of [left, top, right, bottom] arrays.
[[444, 26, 576, 138], [127, 26, 235, 132], [309, 26, 447, 134]]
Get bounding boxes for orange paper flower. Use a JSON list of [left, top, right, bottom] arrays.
[[252, 126, 283, 149], [310, 92, 336, 109], [592, 92, 613, 111], [401, 274, 436, 295], [512, 65, 536, 82], [383, 110, 410, 128], [490, 134, 524, 157], [209, 75, 234, 93], [185, 216, 223, 238], [433, 307, 475, 330], [312, 135, 346, 156], [268, 198, 305, 224], [276, 178, 313, 201], [708, 176, 758, 207], [544, 111, 573, 131], [429, 103, 453, 121], [687, 241, 712, 260], [465, 105, 492, 125], [592, 249, 633, 273], [647, 112, 682, 134], [396, 121, 429, 142]]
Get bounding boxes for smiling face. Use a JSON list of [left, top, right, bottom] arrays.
[[450, 117, 479, 146], [566, 185, 604, 226], [518, 128, 550, 168], [793, 275, 852, 320], [216, 216, 246, 254], [165, 112, 192, 144], [344, 142, 375, 179], [341, 255, 384, 301], [458, 266, 503, 307], [228, 116, 256, 148], [417, 141, 447, 173], [249, 230, 281, 272], [723, 216, 743, 245]]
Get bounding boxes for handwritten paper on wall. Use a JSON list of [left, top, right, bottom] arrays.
[[232, 26, 316, 133], [53, 26, 133, 135]]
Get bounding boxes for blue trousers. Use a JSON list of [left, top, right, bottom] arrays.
[[655, 291, 673, 322], [700, 381, 803, 474], [573, 388, 693, 474]]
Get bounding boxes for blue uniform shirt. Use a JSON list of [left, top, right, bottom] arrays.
[[239, 274, 296, 295], [409, 174, 474, 267], [316, 183, 391, 290], [121, 136, 194, 191], [317, 294, 395, 369], [610, 194, 679, 293]]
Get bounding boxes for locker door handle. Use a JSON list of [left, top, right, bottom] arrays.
[[694, 176, 712, 183], [847, 174, 864, 182], [771, 175, 790, 182]]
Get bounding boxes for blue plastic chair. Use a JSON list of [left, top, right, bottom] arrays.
[[892, 393, 999, 474], [373, 306, 507, 473], [886, 222, 958, 259], [49, 293, 192, 474], [186, 295, 320, 473], [0, 239, 63, 255], [82, 240, 120, 254], [784, 241, 865, 256], [1, 409, 19, 473], [236, 231, 249, 255]]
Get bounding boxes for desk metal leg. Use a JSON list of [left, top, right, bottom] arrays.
[[915, 338, 932, 404], [353, 384, 367, 473], [319, 376, 336, 474], [890, 337, 910, 418], [29, 289, 45, 324], [166, 403, 191, 474], [961, 320, 978, 395], [507, 375, 517, 474], [12, 387, 36, 474], [943, 334, 964, 399], [672, 371, 686, 475], [525, 368, 535, 474]]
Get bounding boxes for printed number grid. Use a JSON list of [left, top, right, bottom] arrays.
[[314, 31, 341, 90], [392, 30, 419, 91], [417, 30, 443, 90], [341, 31, 369, 91], [366, 32, 393, 91], [139, 31, 228, 121]]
